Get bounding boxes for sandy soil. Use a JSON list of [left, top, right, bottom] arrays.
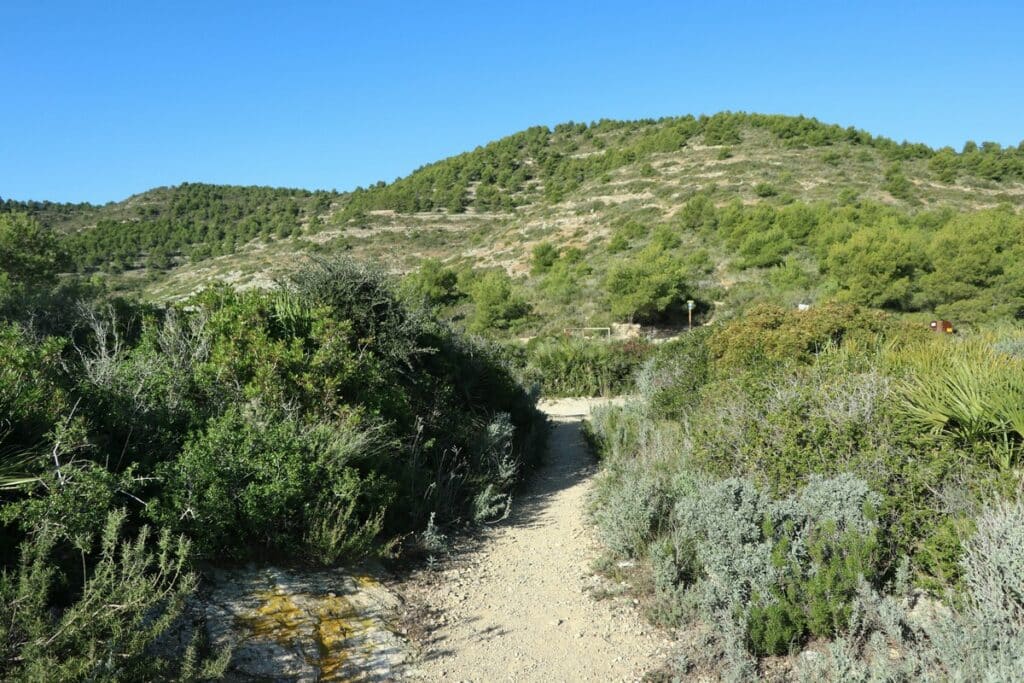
[[400, 398, 670, 682]]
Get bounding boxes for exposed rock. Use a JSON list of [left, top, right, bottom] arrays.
[[200, 566, 409, 681]]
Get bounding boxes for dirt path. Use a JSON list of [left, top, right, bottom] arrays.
[[401, 398, 671, 682]]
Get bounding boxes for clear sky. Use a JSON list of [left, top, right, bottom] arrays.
[[3, 1, 1023, 204]]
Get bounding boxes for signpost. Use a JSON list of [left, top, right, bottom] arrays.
[[687, 299, 695, 330]]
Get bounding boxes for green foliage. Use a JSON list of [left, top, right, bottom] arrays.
[[897, 336, 1024, 467], [529, 241, 559, 274], [0, 213, 69, 319], [678, 194, 718, 233], [603, 247, 690, 323], [523, 337, 651, 397], [399, 258, 461, 308], [329, 112, 1021, 230], [537, 251, 591, 305], [708, 303, 889, 368], [588, 304, 1024, 672], [882, 163, 914, 200], [738, 227, 792, 268], [754, 521, 880, 654], [917, 208, 1024, 321], [0, 213, 67, 289], [0, 256, 543, 672], [0, 509, 223, 682], [155, 409, 392, 560], [702, 114, 743, 146], [59, 183, 335, 271], [468, 271, 531, 333], [824, 222, 925, 309], [634, 329, 711, 419]]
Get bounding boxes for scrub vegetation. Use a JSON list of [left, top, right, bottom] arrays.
[[0, 216, 543, 680], [586, 309, 1024, 679], [2, 111, 1024, 680]]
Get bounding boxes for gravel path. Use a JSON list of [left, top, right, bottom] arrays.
[[402, 398, 670, 682]]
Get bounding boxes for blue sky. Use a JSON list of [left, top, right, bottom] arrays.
[[3, 1, 1023, 203]]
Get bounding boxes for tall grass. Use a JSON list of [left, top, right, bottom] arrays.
[[522, 337, 650, 397]]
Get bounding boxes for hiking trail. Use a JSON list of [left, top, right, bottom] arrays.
[[399, 397, 671, 682]]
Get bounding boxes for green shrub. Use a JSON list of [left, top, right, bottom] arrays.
[[155, 408, 394, 561], [926, 498, 1024, 677], [897, 338, 1024, 465], [672, 475, 883, 656], [585, 403, 644, 463], [603, 247, 691, 324], [523, 337, 651, 397], [635, 329, 711, 419], [0, 510, 225, 681], [824, 222, 926, 310], [399, 258, 461, 307], [708, 303, 889, 369], [468, 270, 531, 333], [530, 242, 559, 274], [593, 468, 665, 558]]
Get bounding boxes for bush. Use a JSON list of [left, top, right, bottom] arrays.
[[523, 337, 651, 397], [399, 258, 461, 307], [671, 475, 883, 656], [603, 247, 690, 324], [897, 337, 1024, 466], [635, 330, 711, 419], [799, 498, 1024, 680], [530, 242, 559, 274], [824, 222, 926, 310], [468, 270, 531, 333], [593, 468, 665, 558], [708, 303, 890, 369], [0, 510, 225, 681], [155, 408, 393, 561], [1, 256, 545, 673]]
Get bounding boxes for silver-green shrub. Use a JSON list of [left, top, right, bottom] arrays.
[[592, 465, 665, 558], [925, 498, 1024, 680]]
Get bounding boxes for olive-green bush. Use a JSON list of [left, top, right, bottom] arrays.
[[0, 256, 544, 677]]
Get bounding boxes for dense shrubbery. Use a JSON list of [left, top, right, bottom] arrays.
[[0, 240, 543, 678], [603, 247, 692, 323], [587, 305, 1024, 678], [521, 337, 651, 397], [689, 197, 1024, 322]]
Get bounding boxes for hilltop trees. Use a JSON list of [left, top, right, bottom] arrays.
[[59, 184, 335, 272]]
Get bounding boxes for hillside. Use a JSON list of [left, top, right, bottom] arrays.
[[3, 113, 1024, 680], [5, 112, 1024, 325]]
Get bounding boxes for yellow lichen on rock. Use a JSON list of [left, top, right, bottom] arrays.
[[236, 588, 386, 681], [238, 590, 307, 640]]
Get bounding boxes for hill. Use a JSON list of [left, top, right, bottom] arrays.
[[4, 112, 1024, 325]]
